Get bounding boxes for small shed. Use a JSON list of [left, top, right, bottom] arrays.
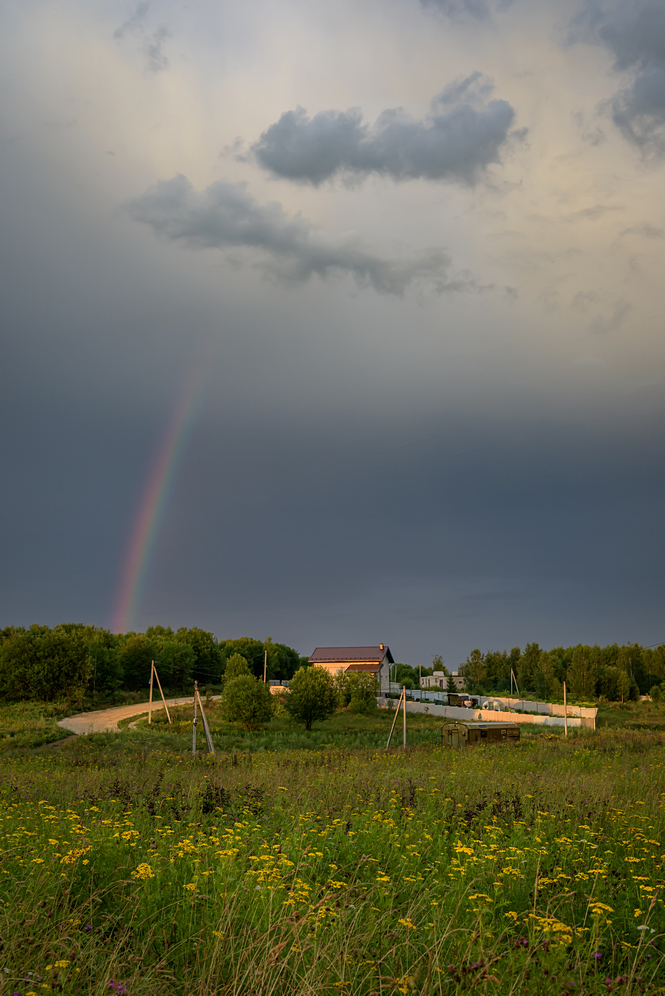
[[442, 721, 520, 747]]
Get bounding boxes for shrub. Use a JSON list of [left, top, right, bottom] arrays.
[[221, 675, 273, 730], [285, 667, 337, 730], [222, 653, 251, 684]]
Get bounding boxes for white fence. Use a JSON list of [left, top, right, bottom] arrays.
[[377, 697, 594, 730], [387, 688, 597, 722]]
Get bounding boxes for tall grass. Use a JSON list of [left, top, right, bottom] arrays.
[[1, 727, 664, 995]]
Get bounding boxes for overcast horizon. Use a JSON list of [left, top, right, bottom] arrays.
[[1, 0, 664, 669]]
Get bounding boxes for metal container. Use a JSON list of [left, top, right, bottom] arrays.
[[442, 720, 520, 747]]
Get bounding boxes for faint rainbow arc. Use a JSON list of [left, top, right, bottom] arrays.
[[113, 365, 213, 633]]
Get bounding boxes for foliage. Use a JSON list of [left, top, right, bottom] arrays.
[[285, 666, 338, 730], [220, 675, 273, 730], [339, 672, 378, 714], [461, 648, 486, 688], [0, 725, 664, 995], [222, 653, 252, 683], [394, 663, 418, 689], [431, 653, 449, 675], [218, 637, 302, 683], [0, 624, 91, 702]]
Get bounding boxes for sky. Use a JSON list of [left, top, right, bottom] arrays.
[[1, 0, 664, 668]]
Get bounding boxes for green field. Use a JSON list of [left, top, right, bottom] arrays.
[[1, 704, 664, 995]]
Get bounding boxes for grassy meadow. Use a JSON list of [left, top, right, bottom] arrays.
[[0, 703, 664, 995]]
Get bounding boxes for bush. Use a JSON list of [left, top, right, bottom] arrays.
[[222, 653, 251, 684], [347, 673, 378, 714], [285, 667, 338, 730], [221, 675, 273, 730]]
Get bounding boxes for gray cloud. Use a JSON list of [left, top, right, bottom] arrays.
[[620, 222, 665, 237], [570, 1, 665, 155], [249, 74, 518, 186], [419, 0, 512, 21], [114, 2, 169, 73], [420, 0, 492, 19], [126, 175, 464, 294]]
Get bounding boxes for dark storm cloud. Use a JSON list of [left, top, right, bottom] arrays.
[[126, 174, 465, 294], [570, 1, 665, 155], [114, 2, 170, 73], [249, 74, 518, 186]]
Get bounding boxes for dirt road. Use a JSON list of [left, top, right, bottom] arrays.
[[57, 697, 197, 735]]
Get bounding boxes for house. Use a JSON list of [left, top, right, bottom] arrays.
[[421, 671, 466, 691], [308, 645, 394, 694]]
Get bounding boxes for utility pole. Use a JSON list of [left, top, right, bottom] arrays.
[[149, 661, 155, 724], [192, 680, 198, 756], [263, 648, 267, 683], [563, 681, 568, 737]]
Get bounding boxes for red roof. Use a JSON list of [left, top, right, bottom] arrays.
[[308, 645, 394, 664]]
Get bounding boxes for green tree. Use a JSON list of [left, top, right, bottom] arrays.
[[118, 633, 156, 691], [446, 674, 457, 694], [222, 653, 252, 683], [285, 667, 338, 730], [517, 643, 541, 692], [485, 650, 510, 687], [567, 644, 597, 699], [461, 649, 486, 689], [157, 641, 195, 690], [394, 663, 417, 689], [0, 624, 91, 702], [174, 627, 222, 684], [432, 655, 449, 676], [221, 675, 273, 730], [347, 673, 378, 714]]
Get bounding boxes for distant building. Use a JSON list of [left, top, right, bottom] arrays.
[[308, 645, 394, 694], [421, 671, 466, 691]]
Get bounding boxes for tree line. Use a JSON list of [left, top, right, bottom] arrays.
[[0, 624, 309, 704], [457, 642, 665, 702]]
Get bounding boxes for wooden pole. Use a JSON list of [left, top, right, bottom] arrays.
[[563, 681, 568, 737], [264, 649, 267, 683], [196, 688, 215, 754], [386, 687, 404, 748], [149, 661, 154, 724], [152, 664, 171, 724], [402, 684, 406, 748], [192, 680, 198, 756]]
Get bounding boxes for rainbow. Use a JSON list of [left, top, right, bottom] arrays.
[[112, 362, 213, 633]]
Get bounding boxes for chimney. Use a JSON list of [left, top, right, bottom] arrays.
[[380, 643, 384, 650]]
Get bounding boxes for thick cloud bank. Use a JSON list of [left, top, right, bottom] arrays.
[[250, 74, 517, 186], [126, 175, 461, 294], [571, 0, 665, 154]]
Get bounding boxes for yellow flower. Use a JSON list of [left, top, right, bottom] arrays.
[[398, 917, 415, 929], [183, 882, 197, 891], [54, 960, 70, 969], [132, 863, 155, 880]]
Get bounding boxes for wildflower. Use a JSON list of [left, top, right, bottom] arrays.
[[131, 863, 155, 880], [54, 961, 70, 969]]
